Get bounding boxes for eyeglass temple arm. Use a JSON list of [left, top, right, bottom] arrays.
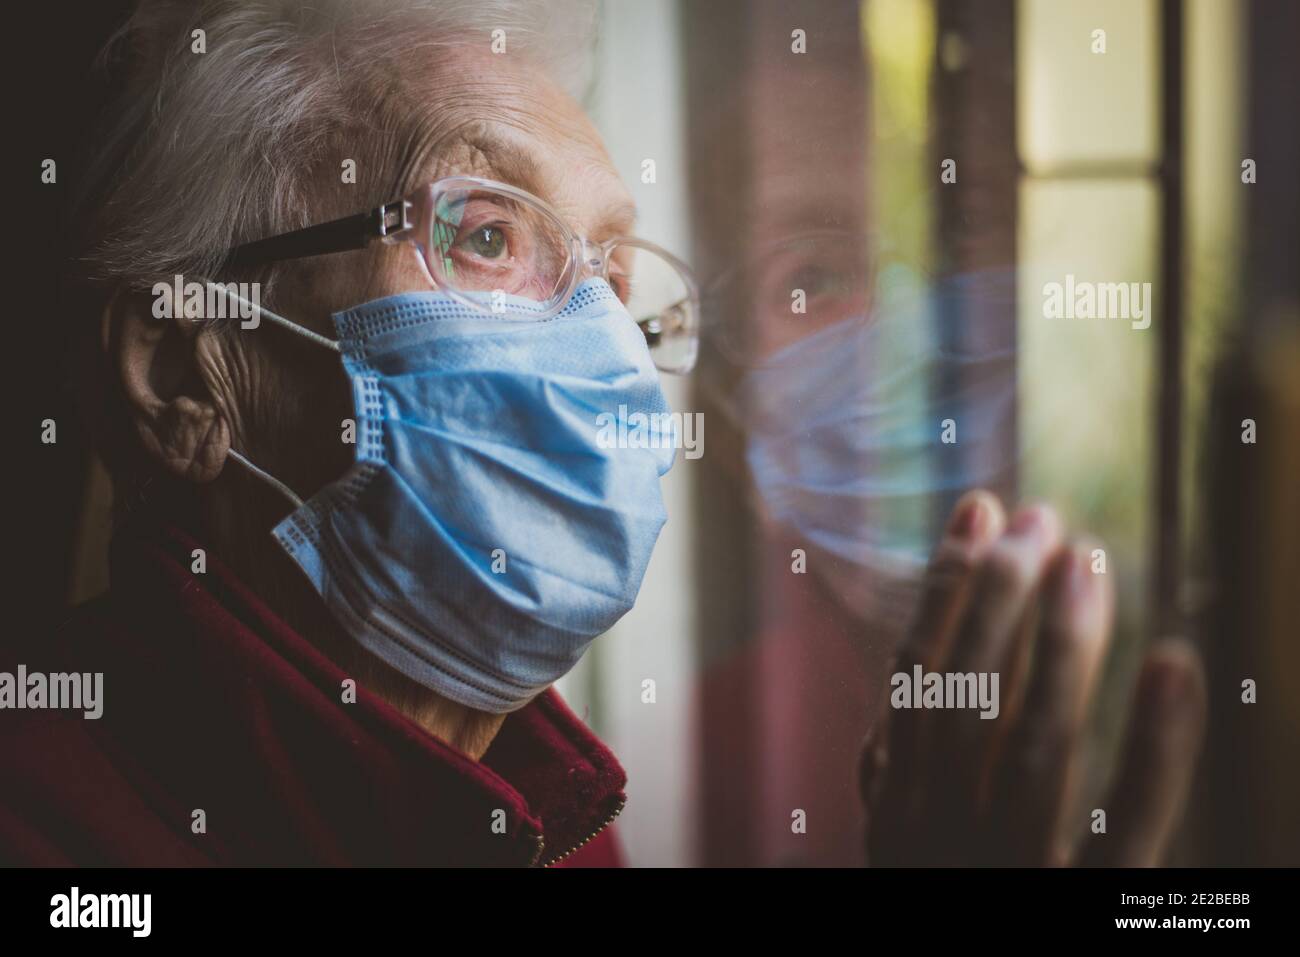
[[225, 200, 412, 268], [637, 298, 692, 346]]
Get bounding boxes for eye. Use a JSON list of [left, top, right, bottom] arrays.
[[462, 225, 508, 259], [788, 263, 842, 297], [759, 246, 869, 321]]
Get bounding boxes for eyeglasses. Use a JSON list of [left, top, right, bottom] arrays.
[[226, 176, 700, 374]]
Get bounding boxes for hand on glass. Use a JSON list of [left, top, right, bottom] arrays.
[[859, 491, 1206, 866]]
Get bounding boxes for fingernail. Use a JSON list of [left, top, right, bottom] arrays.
[[1064, 545, 1105, 635], [1156, 659, 1194, 710], [1135, 653, 1192, 725], [948, 494, 988, 540], [1008, 504, 1047, 537]]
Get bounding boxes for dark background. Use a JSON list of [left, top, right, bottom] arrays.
[[9, 2, 134, 650]]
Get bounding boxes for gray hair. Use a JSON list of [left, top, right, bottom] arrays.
[[78, 0, 598, 292]]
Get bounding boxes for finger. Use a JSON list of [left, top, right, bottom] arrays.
[[987, 543, 1114, 865], [924, 505, 1065, 829], [1079, 641, 1207, 867], [986, 584, 1041, 748], [873, 492, 1005, 828], [897, 490, 1007, 675], [884, 491, 1006, 769]]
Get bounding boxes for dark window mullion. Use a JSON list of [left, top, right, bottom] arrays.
[[1155, 0, 1186, 637]]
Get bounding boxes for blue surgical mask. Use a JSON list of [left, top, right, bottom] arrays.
[[733, 269, 1016, 605], [229, 278, 676, 713]]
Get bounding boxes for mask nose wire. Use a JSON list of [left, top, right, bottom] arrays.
[[202, 282, 332, 510]]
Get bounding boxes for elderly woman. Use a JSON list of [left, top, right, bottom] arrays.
[[2, 0, 1205, 868]]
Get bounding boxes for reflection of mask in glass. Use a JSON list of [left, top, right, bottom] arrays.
[[232, 279, 676, 713], [733, 269, 1017, 625]]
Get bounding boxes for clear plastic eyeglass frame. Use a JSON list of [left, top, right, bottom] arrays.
[[226, 175, 700, 374]]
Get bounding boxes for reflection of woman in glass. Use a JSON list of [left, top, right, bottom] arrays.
[[693, 0, 1204, 866]]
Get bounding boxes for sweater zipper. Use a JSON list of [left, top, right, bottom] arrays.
[[533, 796, 627, 867]]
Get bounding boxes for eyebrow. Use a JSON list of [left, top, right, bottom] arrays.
[[455, 129, 543, 190], [449, 127, 640, 238], [600, 201, 639, 238]]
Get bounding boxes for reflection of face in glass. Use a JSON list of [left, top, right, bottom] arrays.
[[722, 268, 1019, 631], [705, 230, 874, 367]]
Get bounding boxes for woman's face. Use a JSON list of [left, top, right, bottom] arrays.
[[167, 45, 639, 502]]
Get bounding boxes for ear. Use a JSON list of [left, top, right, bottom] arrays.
[[104, 285, 231, 483]]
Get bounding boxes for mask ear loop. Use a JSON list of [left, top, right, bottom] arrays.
[[210, 283, 343, 353], [203, 282, 343, 510], [226, 449, 305, 509]]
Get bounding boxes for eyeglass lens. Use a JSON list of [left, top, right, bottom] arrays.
[[427, 184, 697, 372]]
